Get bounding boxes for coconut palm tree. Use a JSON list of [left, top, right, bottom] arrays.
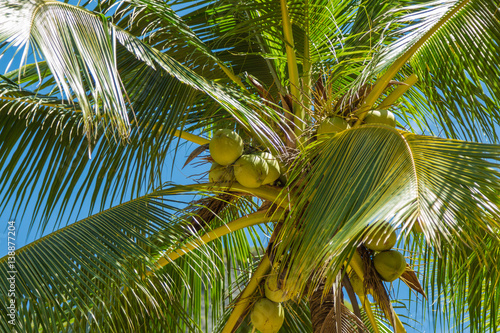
[[1, 0, 500, 332]]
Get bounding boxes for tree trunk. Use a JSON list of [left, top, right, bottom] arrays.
[[309, 281, 335, 333], [309, 279, 369, 333]]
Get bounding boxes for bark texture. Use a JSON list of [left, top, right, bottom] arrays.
[[309, 282, 335, 333], [309, 280, 369, 333]]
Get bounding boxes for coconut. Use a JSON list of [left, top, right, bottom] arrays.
[[373, 250, 406, 282], [208, 163, 234, 183], [250, 298, 285, 333], [317, 116, 350, 135], [265, 273, 291, 303], [209, 129, 244, 165], [349, 271, 372, 296], [349, 272, 366, 296], [364, 110, 396, 127], [233, 154, 269, 188], [257, 152, 281, 185], [364, 221, 397, 252]]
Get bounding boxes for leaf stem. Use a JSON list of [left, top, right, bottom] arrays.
[[302, 0, 312, 129], [354, 0, 471, 125], [152, 210, 284, 271], [217, 64, 247, 91], [280, 0, 304, 141], [221, 254, 272, 333], [0, 96, 75, 110], [377, 74, 418, 110], [359, 294, 380, 333], [174, 129, 210, 145]]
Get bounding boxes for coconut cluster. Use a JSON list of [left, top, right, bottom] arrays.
[[250, 272, 290, 333], [362, 221, 406, 283], [208, 129, 281, 188]]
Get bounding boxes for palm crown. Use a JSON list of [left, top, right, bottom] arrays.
[[1, 0, 500, 332]]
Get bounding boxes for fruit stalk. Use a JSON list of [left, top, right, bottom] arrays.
[[174, 129, 210, 145]]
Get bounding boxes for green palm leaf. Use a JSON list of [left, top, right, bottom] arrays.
[[369, 0, 500, 141], [410, 0, 500, 142], [0, 0, 288, 232], [0, 186, 185, 331], [272, 126, 500, 331], [0, 0, 286, 144], [0, 184, 274, 332], [0, 0, 132, 140], [2, 0, 500, 332]]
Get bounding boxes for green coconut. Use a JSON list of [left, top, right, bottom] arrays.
[[373, 250, 406, 282], [233, 154, 269, 188], [250, 298, 285, 333], [209, 129, 244, 165], [208, 163, 234, 183], [257, 152, 281, 185], [349, 272, 366, 296], [364, 221, 397, 252], [265, 273, 291, 303], [317, 116, 350, 135], [364, 109, 396, 127]]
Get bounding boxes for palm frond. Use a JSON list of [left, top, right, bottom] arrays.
[[272, 125, 500, 332], [0, 0, 131, 141], [1, 0, 287, 143], [367, 0, 500, 142], [163, 0, 389, 100], [0, 76, 176, 233], [2, 0, 500, 332], [373, 1, 458, 73], [0, 185, 191, 332], [0, 0, 291, 232], [409, 0, 500, 142], [414, 224, 500, 332], [0, 183, 273, 332]]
